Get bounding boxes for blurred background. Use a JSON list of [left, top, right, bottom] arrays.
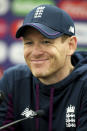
[[0, 0, 87, 78]]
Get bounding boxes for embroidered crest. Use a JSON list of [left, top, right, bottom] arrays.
[[34, 6, 45, 18], [66, 105, 76, 127]]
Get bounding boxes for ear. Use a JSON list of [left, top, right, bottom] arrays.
[[67, 36, 77, 56]]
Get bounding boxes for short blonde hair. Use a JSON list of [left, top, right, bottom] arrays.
[[61, 35, 70, 43]]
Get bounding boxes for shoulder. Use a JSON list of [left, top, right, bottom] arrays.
[[2, 64, 32, 81]]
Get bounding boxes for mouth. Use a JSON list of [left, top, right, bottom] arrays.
[[31, 59, 49, 64]]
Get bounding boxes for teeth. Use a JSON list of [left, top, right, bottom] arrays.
[[31, 59, 47, 61], [31, 59, 48, 63]]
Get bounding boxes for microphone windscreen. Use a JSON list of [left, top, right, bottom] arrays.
[[36, 110, 45, 117]]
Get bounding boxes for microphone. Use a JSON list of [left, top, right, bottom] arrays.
[[35, 110, 45, 117], [0, 109, 45, 130]]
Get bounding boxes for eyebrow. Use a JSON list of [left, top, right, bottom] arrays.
[[23, 36, 52, 40]]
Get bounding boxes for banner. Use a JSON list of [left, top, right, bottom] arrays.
[[58, 0, 87, 20]]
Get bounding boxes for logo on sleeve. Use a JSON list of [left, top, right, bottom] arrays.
[[66, 105, 76, 127]]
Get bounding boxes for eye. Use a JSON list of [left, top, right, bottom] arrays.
[[24, 41, 33, 45], [42, 40, 51, 44]]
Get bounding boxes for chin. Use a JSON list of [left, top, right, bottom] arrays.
[[33, 73, 44, 78], [32, 71, 47, 78]]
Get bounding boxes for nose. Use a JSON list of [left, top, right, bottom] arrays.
[[32, 43, 44, 57]]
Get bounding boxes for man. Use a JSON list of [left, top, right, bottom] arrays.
[[0, 4, 87, 131]]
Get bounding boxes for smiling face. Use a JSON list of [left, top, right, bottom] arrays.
[[23, 27, 77, 84]]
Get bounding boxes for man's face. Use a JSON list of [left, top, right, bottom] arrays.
[[23, 28, 70, 80]]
